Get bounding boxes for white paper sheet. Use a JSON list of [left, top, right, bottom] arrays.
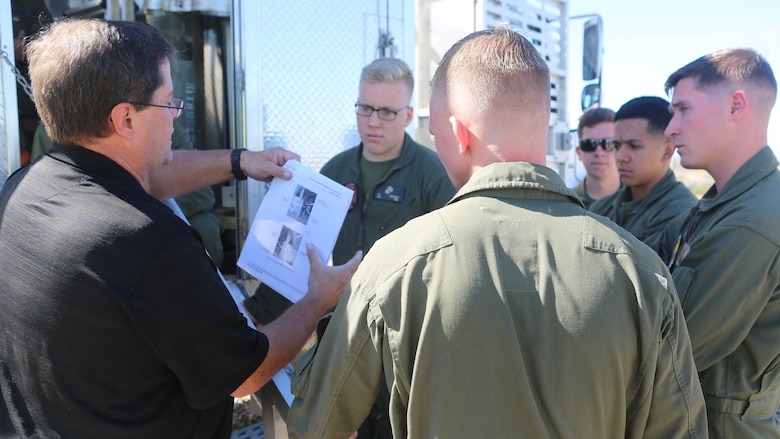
[[237, 159, 353, 303]]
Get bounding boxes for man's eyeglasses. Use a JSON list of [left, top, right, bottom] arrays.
[[127, 97, 185, 118], [355, 103, 409, 121], [579, 138, 618, 152]]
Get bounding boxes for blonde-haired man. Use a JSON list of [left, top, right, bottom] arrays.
[[322, 57, 455, 266], [246, 57, 454, 438]]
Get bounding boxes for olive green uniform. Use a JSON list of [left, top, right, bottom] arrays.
[[320, 133, 455, 265], [288, 162, 706, 439], [590, 169, 697, 243], [652, 146, 780, 438], [572, 177, 597, 209]]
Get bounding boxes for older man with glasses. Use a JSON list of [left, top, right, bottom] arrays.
[[572, 107, 621, 209], [0, 18, 362, 438]]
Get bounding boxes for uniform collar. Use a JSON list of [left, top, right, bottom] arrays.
[[617, 168, 676, 206], [448, 161, 583, 207], [699, 145, 778, 212]]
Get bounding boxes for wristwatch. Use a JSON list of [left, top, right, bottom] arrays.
[[231, 148, 247, 180]]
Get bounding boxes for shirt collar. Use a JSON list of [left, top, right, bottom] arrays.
[[448, 161, 583, 207], [699, 145, 778, 212]]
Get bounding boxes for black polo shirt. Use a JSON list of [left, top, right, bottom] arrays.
[[0, 144, 268, 438]]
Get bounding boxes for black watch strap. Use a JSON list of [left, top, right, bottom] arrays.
[[231, 148, 247, 180]]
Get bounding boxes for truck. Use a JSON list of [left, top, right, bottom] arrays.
[[0, 0, 601, 436], [415, 0, 603, 185]]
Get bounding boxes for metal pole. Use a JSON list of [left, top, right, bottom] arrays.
[[0, 0, 20, 182]]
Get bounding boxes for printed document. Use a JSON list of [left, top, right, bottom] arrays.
[[237, 159, 352, 303]]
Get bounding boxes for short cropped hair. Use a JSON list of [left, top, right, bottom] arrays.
[[26, 19, 176, 146], [360, 57, 415, 95], [577, 107, 615, 139], [665, 48, 777, 109], [430, 24, 550, 118], [614, 96, 672, 135]]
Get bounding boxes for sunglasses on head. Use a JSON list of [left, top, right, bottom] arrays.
[[579, 138, 618, 152]]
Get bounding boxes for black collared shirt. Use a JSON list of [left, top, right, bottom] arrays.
[[0, 144, 267, 438]]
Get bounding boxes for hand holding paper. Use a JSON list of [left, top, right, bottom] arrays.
[[305, 243, 362, 311], [237, 160, 355, 303]]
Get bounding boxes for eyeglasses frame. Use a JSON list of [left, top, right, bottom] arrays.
[[126, 97, 185, 118], [354, 102, 409, 122]]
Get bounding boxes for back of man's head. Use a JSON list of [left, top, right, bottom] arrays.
[[432, 25, 549, 115], [360, 57, 414, 94], [431, 25, 550, 166], [577, 107, 615, 140], [614, 96, 672, 136], [26, 18, 176, 146], [665, 48, 777, 113]]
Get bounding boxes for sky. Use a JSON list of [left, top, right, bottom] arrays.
[[568, 0, 780, 152]]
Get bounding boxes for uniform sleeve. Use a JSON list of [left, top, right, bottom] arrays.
[[629, 283, 708, 438], [287, 287, 385, 439], [674, 225, 780, 370], [174, 186, 216, 217]]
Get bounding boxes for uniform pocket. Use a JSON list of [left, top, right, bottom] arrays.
[[290, 344, 316, 398]]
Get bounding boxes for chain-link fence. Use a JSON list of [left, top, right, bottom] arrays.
[[255, 0, 409, 171]]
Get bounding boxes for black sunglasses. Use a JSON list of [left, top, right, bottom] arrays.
[[579, 138, 618, 152]]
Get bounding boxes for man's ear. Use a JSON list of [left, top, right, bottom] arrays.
[[729, 90, 749, 121], [450, 116, 470, 155], [661, 138, 675, 161], [109, 102, 136, 138], [403, 105, 414, 127]]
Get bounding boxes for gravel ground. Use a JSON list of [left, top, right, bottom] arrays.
[[232, 396, 262, 431]]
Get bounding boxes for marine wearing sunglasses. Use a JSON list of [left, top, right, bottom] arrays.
[[579, 137, 619, 152]]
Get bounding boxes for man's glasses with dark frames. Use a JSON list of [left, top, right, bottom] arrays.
[[127, 97, 185, 118], [355, 103, 409, 121], [579, 138, 618, 152]]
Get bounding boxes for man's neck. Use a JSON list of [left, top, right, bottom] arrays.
[[710, 144, 766, 191], [82, 140, 151, 193], [585, 175, 620, 200]]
